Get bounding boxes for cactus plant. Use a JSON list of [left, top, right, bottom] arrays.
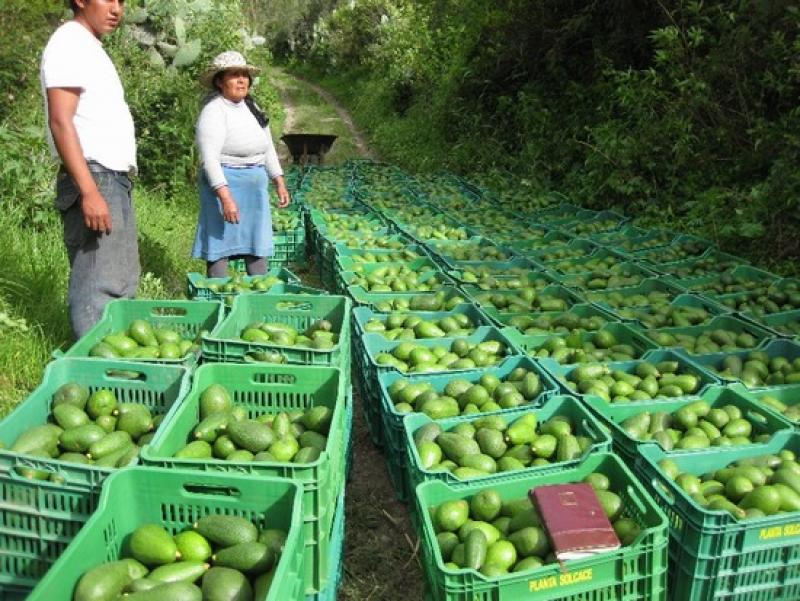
[[172, 39, 202, 68]]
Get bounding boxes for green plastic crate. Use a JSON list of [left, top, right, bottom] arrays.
[[140, 363, 347, 594], [526, 238, 599, 264], [582, 385, 793, 468], [342, 266, 455, 300], [752, 309, 800, 338], [585, 224, 650, 246], [464, 284, 586, 316], [516, 322, 660, 365], [61, 299, 224, 364], [584, 278, 684, 315], [637, 314, 776, 356], [416, 452, 668, 601], [543, 248, 629, 277], [343, 284, 466, 311], [557, 261, 657, 291], [740, 383, 800, 426], [335, 244, 430, 272], [689, 339, 800, 388], [445, 258, 542, 284], [376, 354, 558, 501], [351, 303, 492, 339], [0, 358, 189, 487], [186, 267, 300, 301], [637, 432, 800, 601], [655, 251, 749, 283], [305, 491, 345, 601], [424, 237, 516, 269], [0, 475, 100, 593], [504, 229, 570, 254], [666, 263, 768, 296], [201, 293, 352, 366], [634, 234, 714, 265], [28, 468, 305, 601], [488, 302, 617, 334], [403, 394, 611, 493], [540, 348, 721, 399], [608, 228, 678, 255], [612, 293, 731, 329]]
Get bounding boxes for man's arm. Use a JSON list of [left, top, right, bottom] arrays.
[[47, 87, 111, 233]]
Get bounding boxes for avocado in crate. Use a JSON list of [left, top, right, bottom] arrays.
[[582, 386, 793, 467], [28, 468, 305, 601], [368, 326, 519, 376], [62, 299, 224, 364], [468, 284, 584, 314], [0, 358, 189, 486], [642, 315, 774, 355], [637, 432, 800, 601], [714, 278, 800, 318], [615, 294, 727, 329], [353, 303, 491, 340], [382, 355, 555, 419], [445, 258, 542, 287], [542, 349, 719, 402], [186, 267, 300, 301], [561, 262, 656, 292], [140, 363, 348, 594], [499, 303, 614, 335], [742, 383, 800, 424], [354, 286, 468, 313], [691, 340, 800, 389], [585, 278, 681, 313], [415, 452, 668, 601], [456, 268, 556, 292], [634, 235, 711, 264], [404, 395, 611, 488], [525, 322, 658, 365]]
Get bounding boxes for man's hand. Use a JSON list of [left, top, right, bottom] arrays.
[[81, 189, 112, 234]]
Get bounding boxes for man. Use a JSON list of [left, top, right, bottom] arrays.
[[40, 0, 139, 338]]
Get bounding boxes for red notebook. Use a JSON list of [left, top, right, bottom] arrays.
[[530, 483, 621, 561]]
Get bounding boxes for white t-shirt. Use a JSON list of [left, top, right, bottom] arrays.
[[40, 21, 136, 173], [196, 95, 283, 190]]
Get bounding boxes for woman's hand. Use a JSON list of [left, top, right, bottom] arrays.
[[216, 186, 240, 223], [221, 198, 240, 223], [274, 176, 291, 208]]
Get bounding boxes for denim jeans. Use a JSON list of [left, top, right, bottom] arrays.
[[55, 164, 140, 338]]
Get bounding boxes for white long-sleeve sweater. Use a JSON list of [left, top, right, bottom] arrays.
[[196, 95, 283, 190]]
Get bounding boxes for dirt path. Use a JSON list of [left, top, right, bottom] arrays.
[[270, 69, 378, 162]]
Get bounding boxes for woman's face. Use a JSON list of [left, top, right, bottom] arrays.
[[217, 69, 250, 102]]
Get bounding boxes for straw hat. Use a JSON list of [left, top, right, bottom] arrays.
[[200, 51, 260, 87]]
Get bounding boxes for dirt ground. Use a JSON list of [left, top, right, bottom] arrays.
[[293, 259, 427, 601]]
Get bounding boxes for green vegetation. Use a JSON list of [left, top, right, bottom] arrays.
[[0, 0, 283, 413], [280, 0, 800, 273]]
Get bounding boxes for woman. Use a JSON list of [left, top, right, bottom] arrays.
[[192, 51, 290, 277]]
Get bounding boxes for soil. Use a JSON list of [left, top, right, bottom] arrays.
[[292, 229, 425, 600]]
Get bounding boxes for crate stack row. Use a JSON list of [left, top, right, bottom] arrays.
[[0, 163, 353, 601], [301, 159, 800, 601]]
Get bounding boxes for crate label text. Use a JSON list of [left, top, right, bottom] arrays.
[[529, 568, 593, 592], [759, 523, 800, 540]]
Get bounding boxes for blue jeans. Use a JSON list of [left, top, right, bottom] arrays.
[[55, 164, 140, 338]]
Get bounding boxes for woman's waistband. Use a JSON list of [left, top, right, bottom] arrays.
[[221, 162, 264, 170]]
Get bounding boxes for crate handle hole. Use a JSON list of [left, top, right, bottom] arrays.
[[183, 484, 241, 498], [275, 302, 312, 312], [151, 307, 188, 317], [651, 477, 676, 506], [251, 372, 298, 385], [105, 369, 146, 381]]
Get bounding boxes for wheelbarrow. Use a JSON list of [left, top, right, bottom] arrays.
[[280, 133, 338, 165]]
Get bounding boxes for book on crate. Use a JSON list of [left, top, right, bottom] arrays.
[[530, 482, 620, 561]]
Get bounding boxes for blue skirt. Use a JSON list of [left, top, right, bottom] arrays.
[[191, 165, 273, 262]]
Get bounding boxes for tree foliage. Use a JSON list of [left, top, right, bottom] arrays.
[[286, 0, 800, 267]]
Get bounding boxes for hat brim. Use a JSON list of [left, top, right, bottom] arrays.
[[200, 64, 260, 87]]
